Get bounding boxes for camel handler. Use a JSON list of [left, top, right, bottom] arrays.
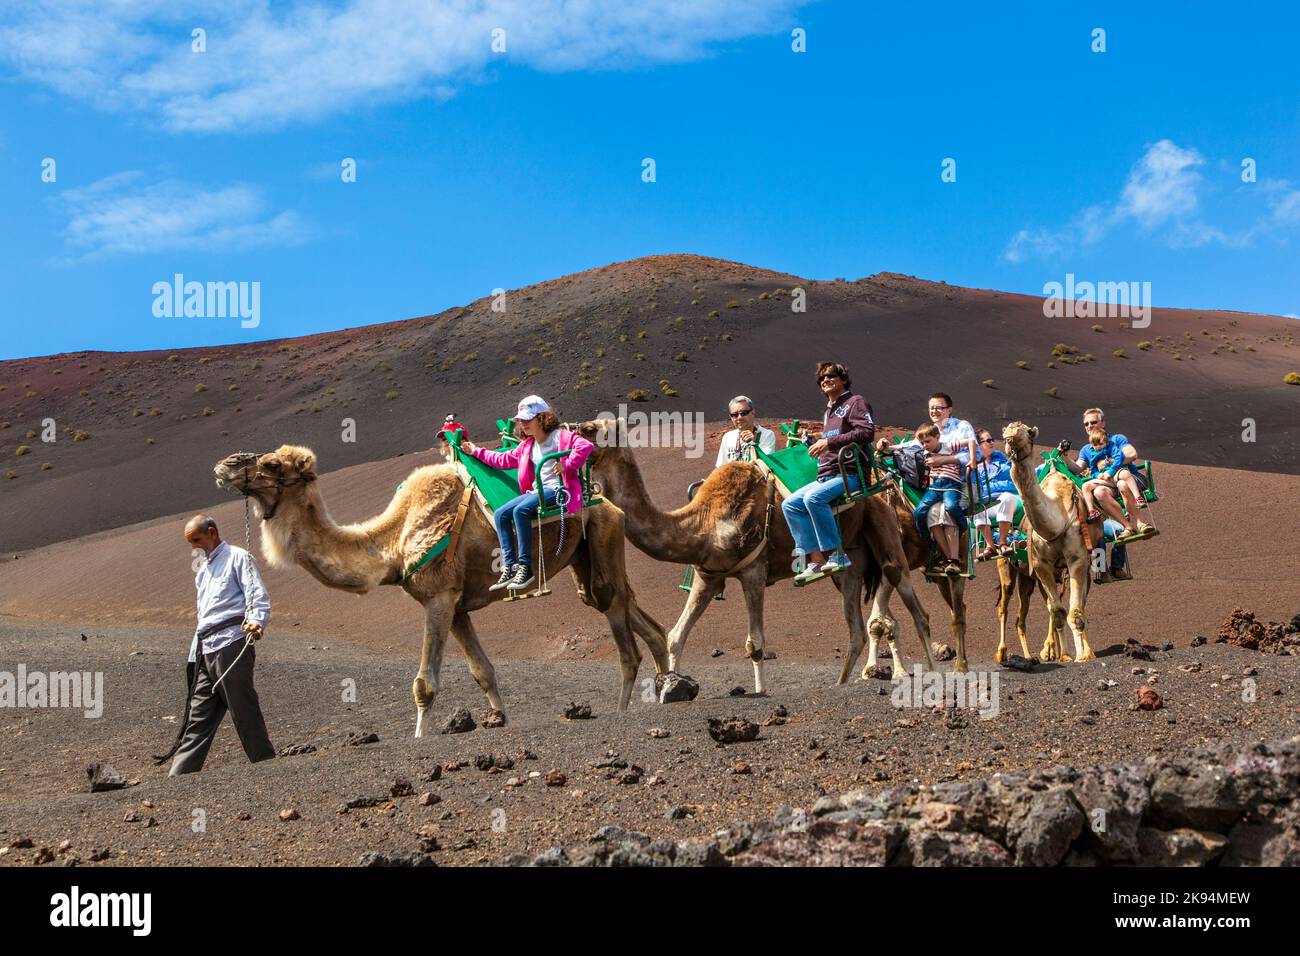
[[158, 514, 276, 776]]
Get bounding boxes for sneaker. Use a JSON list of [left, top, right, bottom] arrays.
[[793, 565, 823, 586], [1111, 565, 1133, 581], [821, 552, 851, 574], [944, 559, 963, 576], [489, 566, 516, 592], [507, 564, 535, 590]]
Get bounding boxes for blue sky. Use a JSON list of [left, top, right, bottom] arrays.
[[2, 0, 1298, 360]]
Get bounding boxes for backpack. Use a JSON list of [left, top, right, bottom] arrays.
[[895, 446, 929, 493]]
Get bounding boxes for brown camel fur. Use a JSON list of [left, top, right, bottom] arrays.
[[1002, 422, 1096, 663], [574, 418, 934, 690], [213, 445, 670, 735]]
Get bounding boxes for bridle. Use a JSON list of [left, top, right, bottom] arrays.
[[220, 457, 310, 521]]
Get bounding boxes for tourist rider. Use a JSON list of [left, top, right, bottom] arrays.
[[715, 395, 777, 466], [460, 395, 593, 592], [782, 362, 875, 585]]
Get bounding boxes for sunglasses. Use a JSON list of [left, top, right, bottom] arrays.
[[1084, 420, 1102, 427], [818, 374, 841, 382], [979, 438, 994, 444], [730, 409, 753, 417]]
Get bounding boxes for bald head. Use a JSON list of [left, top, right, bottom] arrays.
[[184, 515, 221, 555]]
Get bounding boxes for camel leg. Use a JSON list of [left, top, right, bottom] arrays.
[[599, 594, 643, 711], [1015, 569, 1036, 658], [666, 571, 725, 674], [1032, 559, 1067, 662], [627, 600, 671, 675], [1065, 555, 1095, 662], [995, 561, 1012, 665], [737, 565, 770, 694], [936, 577, 968, 673], [863, 574, 896, 677], [450, 610, 504, 720], [835, 552, 868, 684], [883, 560, 934, 675], [413, 593, 455, 737]]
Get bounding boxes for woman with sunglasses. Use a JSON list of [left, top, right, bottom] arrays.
[[970, 428, 1021, 558], [715, 395, 777, 466], [782, 361, 874, 585]]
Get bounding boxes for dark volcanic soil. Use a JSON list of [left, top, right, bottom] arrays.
[[1, 619, 1295, 867]]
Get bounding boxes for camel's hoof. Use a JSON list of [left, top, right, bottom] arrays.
[[1076, 652, 1095, 663], [953, 660, 969, 674], [994, 646, 1007, 664], [480, 709, 507, 728], [1059, 655, 1073, 663]]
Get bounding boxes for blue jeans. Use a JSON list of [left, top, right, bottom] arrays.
[[1102, 518, 1128, 572], [914, 477, 966, 540], [493, 487, 557, 569], [781, 473, 860, 557]]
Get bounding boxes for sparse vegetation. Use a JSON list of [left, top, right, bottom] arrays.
[[626, 389, 648, 402], [385, 390, 398, 400], [673, 352, 687, 362], [1113, 349, 1126, 358], [1091, 325, 1104, 333], [1285, 372, 1300, 386], [194, 383, 207, 392], [982, 379, 996, 388], [16, 445, 31, 456], [1045, 387, 1059, 398], [1138, 340, 1152, 350], [708, 310, 719, 318], [73, 430, 90, 442], [1016, 360, 1029, 370], [726, 300, 739, 309], [507, 377, 520, 386], [41, 462, 52, 470]]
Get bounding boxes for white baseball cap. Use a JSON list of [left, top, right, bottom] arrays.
[[513, 395, 550, 421]]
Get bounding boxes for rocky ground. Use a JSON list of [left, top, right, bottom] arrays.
[[1, 618, 1296, 867]]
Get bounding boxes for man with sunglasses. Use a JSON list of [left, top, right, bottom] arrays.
[[782, 361, 874, 585], [1062, 407, 1152, 542], [715, 395, 776, 467]]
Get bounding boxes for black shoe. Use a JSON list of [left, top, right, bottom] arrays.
[[489, 566, 516, 592], [508, 564, 535, 590]]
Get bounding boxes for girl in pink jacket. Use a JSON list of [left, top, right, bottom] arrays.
[[460, 395, 593, 591]]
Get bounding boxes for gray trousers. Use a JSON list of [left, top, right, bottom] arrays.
[[169, 639, 275, 776]]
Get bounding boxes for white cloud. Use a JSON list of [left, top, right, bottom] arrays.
[[58, 172, 310, 259], [1003, 139, 1297, 263], [0, 0, 805, 132]]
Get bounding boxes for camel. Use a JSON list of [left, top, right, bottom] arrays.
[[573, 418, 935, 690], [213, 444, 670, 736], [1001, 422, 1096, 663]]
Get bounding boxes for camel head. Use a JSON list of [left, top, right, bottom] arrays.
[[572, 418, 628, 468], [1002, 421, 1038, 461], [214, 445, 318, 519]]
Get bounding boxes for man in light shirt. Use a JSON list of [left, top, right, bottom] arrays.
[[167, 514, 275, 776], [715, 395, 776, 467]]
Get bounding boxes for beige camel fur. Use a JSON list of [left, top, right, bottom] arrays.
[[1001, 422, 1096, 663], [214, 445, 669, 735], [574, 418, 934, 690]]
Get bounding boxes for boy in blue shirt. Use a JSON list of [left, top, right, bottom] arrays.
[[1068, 407, 1155, 540]]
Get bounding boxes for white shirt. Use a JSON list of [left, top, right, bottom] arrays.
[[716, 425, 776, 467], [190, 541, 271, 662], [530, 430, 563, 492]]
